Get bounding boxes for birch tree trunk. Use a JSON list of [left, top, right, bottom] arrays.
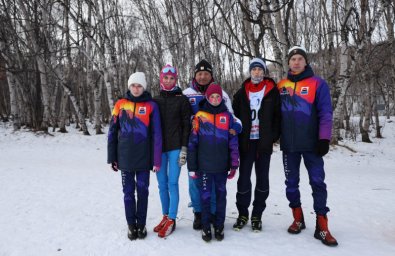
[[321, 0, 336, 87], [264, 0, 287, 79], [93, 78, 104, 134], [58, 89, 69, 133], [18, 0, 51, 132], [332, 0, 353, 144], [360, 82, 372, 143], [386, 1, 395, 119], [273, 0, 294, 77], [358, 0, 389, 142], [5, 67, 20, 130], [86, 1, 103, 134], [372, 84, 382, 138], [14, 71, 33, 127], [332, 0, 389, 144], [92, 0, 115, 112], [344, 100, 351, 131], [188, 0, 195, 71], [0, 40, 20, 129], [241, 0, 255, 56]]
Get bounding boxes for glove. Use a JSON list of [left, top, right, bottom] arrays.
[[189, 171, 198, 179], [227, 169, 236, 179], [315, 139, 330, 156], [111, 162, 118, 172], [178, 146, 187, 167], [152, 166, 161, 173]]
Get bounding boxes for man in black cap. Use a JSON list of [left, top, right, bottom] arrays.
[[183, 59, 241, 230]]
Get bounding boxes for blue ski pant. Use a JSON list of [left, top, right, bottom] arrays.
[[121, 170, 150, 226], [282, 151, 330, 215], [156, 149, 181, 220], [200, 172, 228, 228], [189, 174, 216, 214]]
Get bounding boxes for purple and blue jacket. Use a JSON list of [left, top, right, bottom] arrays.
[[277, 65, 333, 152], [107, 91, 162, 171], [187, 100, 239, 173]]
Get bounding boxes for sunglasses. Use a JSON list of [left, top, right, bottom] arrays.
[[162, 66, 176, 74]]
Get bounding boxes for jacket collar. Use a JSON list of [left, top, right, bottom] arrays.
[[124, 90, 152, 102], [160, 86, 182, 96], [287, 64, 315, 82], [199, 99, 227, 114]]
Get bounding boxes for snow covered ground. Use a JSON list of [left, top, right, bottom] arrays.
[[1, 118, 394, 256]]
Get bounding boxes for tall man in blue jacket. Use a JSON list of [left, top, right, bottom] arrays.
[[277, 46, 338, 246]]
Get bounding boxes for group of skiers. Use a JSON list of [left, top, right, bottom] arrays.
[[107, 46, 338, 246]]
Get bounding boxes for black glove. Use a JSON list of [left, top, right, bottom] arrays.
[[315, 139, 330, 156], [111, 162, 118, 172]]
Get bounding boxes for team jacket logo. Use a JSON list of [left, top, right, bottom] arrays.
[[219, 116, 227, 124], [300, 87, 309, 95], [138, 107, 146, 115], [280, 87, 289, 95], [189, 98, 196, 105]]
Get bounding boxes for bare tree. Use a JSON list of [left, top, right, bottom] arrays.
[[332, 0, 390, 144], [0, 0, 393, 142]]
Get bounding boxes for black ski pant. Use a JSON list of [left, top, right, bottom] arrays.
[[236, 140, 271, 219]]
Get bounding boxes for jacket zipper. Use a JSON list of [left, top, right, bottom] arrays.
[[291, 81, 297, 148], [164, 94, 168, 146], [214, 113, 217, 147], [132, 102, 137, 143]]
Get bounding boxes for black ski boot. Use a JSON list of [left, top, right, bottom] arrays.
[[214, 226, 224, 241], [251, 217, 262, 232], [233, 216, 248, 231], [137, 225, 147, 239], [193, 212, 202, 230], [201, 226, 212, 242], [127, 224, 138, 241]]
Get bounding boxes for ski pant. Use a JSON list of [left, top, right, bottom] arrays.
[[188, 173, 216, 214], [236, 140, 271, 219], [282, 151, 330, 215], [200, 172, 228, 228], [121, 170, 150, 226], [156, 149, 181, 220]]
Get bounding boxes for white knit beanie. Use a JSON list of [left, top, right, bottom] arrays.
[[128, 72, 147, 90]]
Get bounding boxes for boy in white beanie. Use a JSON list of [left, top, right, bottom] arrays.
[[127, 72, 147, 93], [107, 71, 162, 241]]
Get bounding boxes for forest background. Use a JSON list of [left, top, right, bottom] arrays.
[[0, 0, 394, 146]]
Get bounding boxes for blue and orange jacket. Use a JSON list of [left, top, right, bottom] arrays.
[[277, 65, 332, 152], [107, 91, 162, 171], [187, 99, 239, 173], [183, 80, 242, 133]]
